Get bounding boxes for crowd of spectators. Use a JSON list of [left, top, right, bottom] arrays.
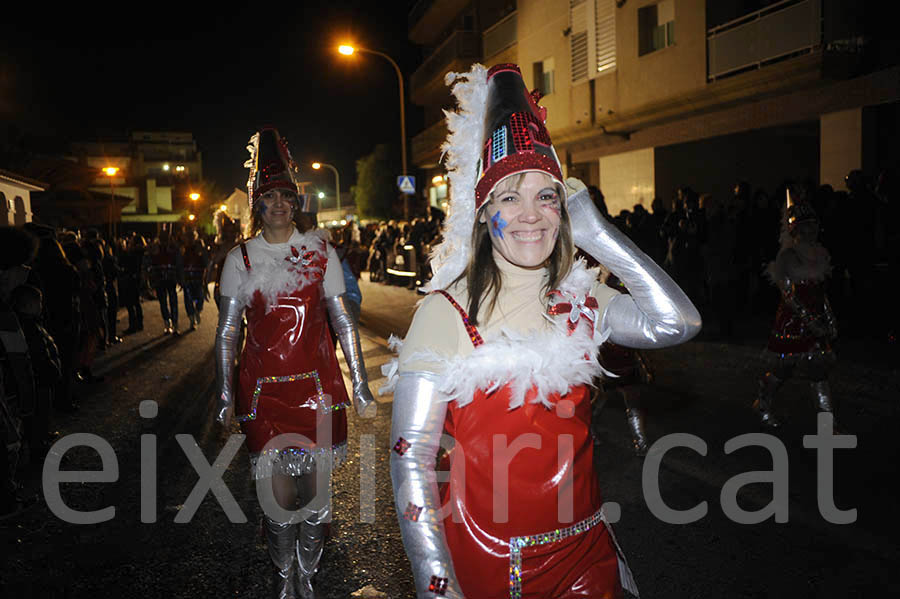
[[0, 223, 215, 518], [593, 169, 899, 343], [353, 205, 445, 289]]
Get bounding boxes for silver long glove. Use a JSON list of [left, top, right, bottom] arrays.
[[390, 373, 463, 598], [325, 294, 376, 418], [214, 296, 243, 425], [566, 178, 702, 348]]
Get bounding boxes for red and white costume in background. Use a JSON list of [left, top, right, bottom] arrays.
[[220, 228, 349, 478], [764, 243, 835, 362]]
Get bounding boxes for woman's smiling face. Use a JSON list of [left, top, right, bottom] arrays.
[[257, 189, 298, 230], [480, 171, 562, 269]]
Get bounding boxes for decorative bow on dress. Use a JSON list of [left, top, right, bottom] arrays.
[[547, 290, 599, 336], [285, 245, 317, 267]]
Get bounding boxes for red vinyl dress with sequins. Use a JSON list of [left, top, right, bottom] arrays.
[[434, 291, 625, 599], [766, 280, 832, 358], [235, 239, 350, 471]]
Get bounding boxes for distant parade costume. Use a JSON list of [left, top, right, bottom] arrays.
[[215, 128, 374, 598], [384, 64, 701, 598], [755, 189, 838, 430], [181, 237, 208, 330], [596, 276, 655, 457], [146, 235, 181, 335]]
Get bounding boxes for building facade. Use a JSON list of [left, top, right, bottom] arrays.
[[409, 0, 898, 215], [69, 131, 204, 234], [0, 169, 45, 227]]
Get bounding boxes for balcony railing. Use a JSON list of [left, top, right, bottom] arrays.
[[411, 30, 481, 93], [707, 0, 821, 81]]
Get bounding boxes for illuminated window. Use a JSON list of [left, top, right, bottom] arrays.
[[532, 57, 555, 96], [639, 0, 675, 56]]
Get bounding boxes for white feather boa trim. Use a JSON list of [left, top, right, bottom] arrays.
[[426, 64, 488, 292], [236, 230, 330, 311], [764, 243, 831, 287], [380, 260, 614, 409]]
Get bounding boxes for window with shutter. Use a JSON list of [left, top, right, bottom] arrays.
[[595, 0, 616, 74]]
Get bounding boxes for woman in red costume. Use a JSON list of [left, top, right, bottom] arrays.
[[754, 186, 838, 430], [384, 64, 701, 598], [214, 127, 375, 599]]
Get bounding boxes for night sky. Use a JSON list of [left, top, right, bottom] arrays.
[[1, 1, 423, 196]]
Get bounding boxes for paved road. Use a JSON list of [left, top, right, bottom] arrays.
[[2, 279, 897, 598]]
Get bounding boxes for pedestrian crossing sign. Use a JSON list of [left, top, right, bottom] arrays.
[[397, 176, 416, 195]]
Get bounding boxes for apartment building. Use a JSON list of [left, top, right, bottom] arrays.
[[69, 131, 204, 233], [409, 0, 898, 215]]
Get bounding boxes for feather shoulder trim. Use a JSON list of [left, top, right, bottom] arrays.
[[236, 230, 327, 310], [380, 260, 614, 409]]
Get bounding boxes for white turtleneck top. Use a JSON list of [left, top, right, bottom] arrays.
[[399, 250, 618, 375]]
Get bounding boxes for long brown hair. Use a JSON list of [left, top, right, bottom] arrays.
[[452, 174, 574, 326]]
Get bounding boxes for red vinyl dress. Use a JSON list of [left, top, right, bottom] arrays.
[[434, 291, 627, 599], [234, 239, 350, 477], [766, 280, 833, 359]]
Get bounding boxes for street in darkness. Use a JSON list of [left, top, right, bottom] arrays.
[[1, 278, 896, 598]]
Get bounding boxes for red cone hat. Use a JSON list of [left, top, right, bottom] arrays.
[[244, 127, 301, 208], [473, 64, 564, 210]]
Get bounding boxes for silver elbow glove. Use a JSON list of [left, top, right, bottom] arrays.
[[390, 373, 463, 598], [325, 294, 376, 418], [566, 180, 702, 348], [214, 296, 243, 424]]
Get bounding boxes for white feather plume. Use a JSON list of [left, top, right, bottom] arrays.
[[425, 64, 489, 292]]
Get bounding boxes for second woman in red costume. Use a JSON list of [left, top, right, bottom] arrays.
[[215, 127, 375, 599]]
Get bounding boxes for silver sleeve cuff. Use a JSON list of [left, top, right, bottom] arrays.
[[567, 188, 702, 348], [214, 296, 243, 423], [325, 293, 376, 417], [390, 373, 463, 598]]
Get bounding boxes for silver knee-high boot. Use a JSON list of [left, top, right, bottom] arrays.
[[623, 395, 649, 457], [294, 513, 326, 599], [264, 517, 298, 599], [754, 371, 783, 429], [811, 379, 839, 432]]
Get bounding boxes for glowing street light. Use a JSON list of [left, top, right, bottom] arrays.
[[318, 192, 325, 199], [311, 161, 341, 213], [188, 214, 196, 222], [103, 167, 120, 238], [219, 204, 227, 211], [190, 192, 200, 201], [337, 43, 408, 218]]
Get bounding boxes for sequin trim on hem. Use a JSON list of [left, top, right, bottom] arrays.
[[249, 441, 347, 480], [508, 508, 639, 598]]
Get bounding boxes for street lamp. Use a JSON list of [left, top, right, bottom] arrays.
[[103, 167, 119, 239], [337, 43, 409, 219], [189, 192, 200, 201], [311, 161, 341, 214]]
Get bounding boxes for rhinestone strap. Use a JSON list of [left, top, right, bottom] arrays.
[[432, 290, 484, 348]]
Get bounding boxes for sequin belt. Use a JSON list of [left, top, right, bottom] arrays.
[[508, 508, 638, 598], [237, 370, 351, 423]]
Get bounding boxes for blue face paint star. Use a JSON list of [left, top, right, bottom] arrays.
[[257, 201, 268, 215], [490, 210, 508, 239]]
